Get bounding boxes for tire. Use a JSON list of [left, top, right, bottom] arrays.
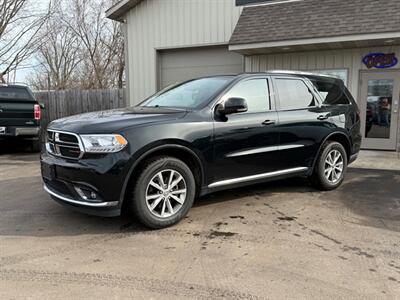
[[31, 139, 41, 152], [128, 156, 196, 229], [310, 141, 348, 191]]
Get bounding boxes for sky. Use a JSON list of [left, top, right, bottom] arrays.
[[11, 0, 113, 84], [10, 0, 49, 84]]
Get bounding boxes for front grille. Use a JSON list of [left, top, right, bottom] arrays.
[[46, 130, 83, 159], [59, 133, 79, 144]]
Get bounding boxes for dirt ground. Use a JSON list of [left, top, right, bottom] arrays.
[[1, 146, 400, 299]]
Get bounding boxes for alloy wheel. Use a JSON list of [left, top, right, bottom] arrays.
[[324, 150, 344, 184], [145, 169, 187, 218]]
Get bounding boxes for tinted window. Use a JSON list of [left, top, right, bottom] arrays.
[[275, 78, 315, 110], [309, 77, 350, 105], [0, 87, 32, 100], [223, 79, 270, 113], [140, 77, 232, 109]]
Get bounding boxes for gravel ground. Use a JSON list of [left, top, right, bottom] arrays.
[[1, 146, 400, 299]]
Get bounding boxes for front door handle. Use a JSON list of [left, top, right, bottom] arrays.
[[262, 120, 276, 126], [317, 113, 331, 121]]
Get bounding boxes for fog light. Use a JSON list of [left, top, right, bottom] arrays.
[[74, 186, 99, 201], [74, 187, 88, 200]]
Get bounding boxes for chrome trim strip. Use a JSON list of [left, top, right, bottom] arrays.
[[44, 185, 118, 207], [279, 144, 305, 151], [226, 144, 305, 158], [208, 167, 308, 188], [47, 129, 85, 159]]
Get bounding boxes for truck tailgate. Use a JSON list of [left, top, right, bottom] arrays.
[[0, 99, 37, 126]]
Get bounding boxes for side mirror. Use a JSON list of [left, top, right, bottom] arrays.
[[217, 97, 248, 115], [39, 103, 45, 109]]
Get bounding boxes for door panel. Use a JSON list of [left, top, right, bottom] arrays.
[[211, 77, 281, 183], [212, 111, 280, 182], [277, 108, 333, 170], [360, 72, 400, 150], [272, 76, 329, 170]]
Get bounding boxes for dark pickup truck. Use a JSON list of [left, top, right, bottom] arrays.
[[0, 84, 42, 152]]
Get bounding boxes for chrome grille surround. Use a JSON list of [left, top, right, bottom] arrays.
[[46, 129, 84, 159]]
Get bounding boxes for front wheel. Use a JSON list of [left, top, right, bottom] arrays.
[[128, 156, 196, 229], [310, 141, 348, 191]]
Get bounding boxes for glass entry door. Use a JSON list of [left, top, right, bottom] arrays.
[[360, 72, 400, 150]]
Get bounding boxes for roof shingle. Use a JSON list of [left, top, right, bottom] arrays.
[[229, 0, 400, 45]]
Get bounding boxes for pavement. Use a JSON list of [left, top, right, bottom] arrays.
[[350, 150, 400, 171], [1, 145, 400, 299]]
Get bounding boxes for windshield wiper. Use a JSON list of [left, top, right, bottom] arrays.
[[145, 105, 188, 112]]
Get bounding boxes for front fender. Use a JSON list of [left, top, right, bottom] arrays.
[[118, 141, 206, 204]]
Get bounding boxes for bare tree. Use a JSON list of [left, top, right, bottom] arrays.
[[64, 0, 125, 89], [29, 0, 125, 90], [29, 1, 82, 90], [0, 0, 50, 83]]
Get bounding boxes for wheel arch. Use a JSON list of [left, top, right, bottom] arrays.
[[119, 142, 205, 207], [310, 131, 351, 175]]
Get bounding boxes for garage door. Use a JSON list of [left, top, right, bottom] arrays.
[[159, 46, 243, 89]]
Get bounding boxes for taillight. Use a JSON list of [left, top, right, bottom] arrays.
[[34, 104, 41, 120]]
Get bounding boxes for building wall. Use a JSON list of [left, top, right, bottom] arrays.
[[244, 45, 400, 151], [125, 0, 242, 105], [244, 45, 400, 102]]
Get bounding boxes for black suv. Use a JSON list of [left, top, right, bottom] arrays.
[[0, 84, 42, 151], [41, 72, 361, 228]]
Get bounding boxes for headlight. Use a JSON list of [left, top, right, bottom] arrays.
[[80, 134, 128, 153]]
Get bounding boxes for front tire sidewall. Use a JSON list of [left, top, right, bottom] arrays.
[[132, 157, 196, 229], [315, 142, 347, 190]]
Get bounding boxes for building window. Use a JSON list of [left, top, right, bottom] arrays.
[[309, 69, 348, 86]]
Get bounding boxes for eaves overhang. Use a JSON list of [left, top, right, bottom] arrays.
[[229, 32, 400, 55], [106, 0, 143, 21]]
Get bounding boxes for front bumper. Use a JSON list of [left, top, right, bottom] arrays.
[[41, 152, 130, 217], [44, 184, 120, 217]]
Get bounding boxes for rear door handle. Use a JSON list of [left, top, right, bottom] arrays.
[[317, 114, 331, 121], [262, 120, 276, 126]]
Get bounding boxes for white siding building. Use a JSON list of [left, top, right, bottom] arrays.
[[107, 0, 400, 151], [109, 0, 243, 102]]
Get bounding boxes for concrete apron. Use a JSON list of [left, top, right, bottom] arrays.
[[350, 150, 400, 171]]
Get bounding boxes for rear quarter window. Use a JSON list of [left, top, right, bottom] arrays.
[[310, 78, 350, 105]]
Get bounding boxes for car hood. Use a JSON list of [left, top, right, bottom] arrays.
[[48, 107, 188, 134]]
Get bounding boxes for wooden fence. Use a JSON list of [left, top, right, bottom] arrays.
[[34, 89, 127, 129]]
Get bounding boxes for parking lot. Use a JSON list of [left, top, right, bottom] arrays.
[[1, 147, 400, 299]]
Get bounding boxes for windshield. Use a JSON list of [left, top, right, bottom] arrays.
[[139, 77, 233, 109], [0, 87, 32, 100]]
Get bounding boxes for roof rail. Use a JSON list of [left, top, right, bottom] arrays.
[[266, 70, 336, 78]]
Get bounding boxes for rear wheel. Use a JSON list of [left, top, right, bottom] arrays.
[[128, 156, 196, 229], [310, 141, 347, 190]]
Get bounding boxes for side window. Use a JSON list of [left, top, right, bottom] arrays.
[[275, 78, 316, 110], [310, 78, 350, 105], [223, 79, 270, 113]]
